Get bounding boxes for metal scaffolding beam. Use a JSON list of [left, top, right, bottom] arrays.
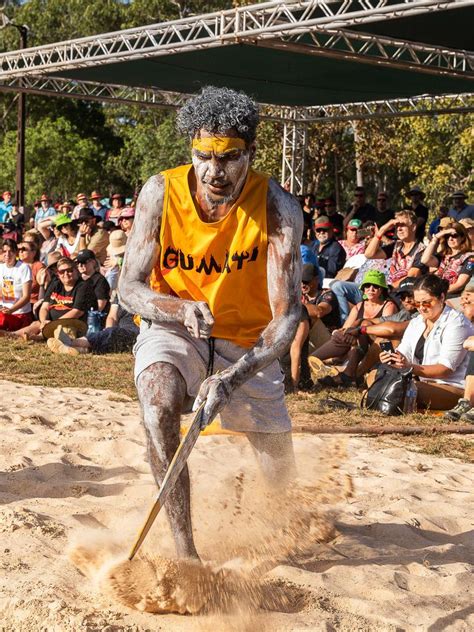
[[282, 120, 308, 194], [0, 75, 472, 123], [0, 0, 472, 81]]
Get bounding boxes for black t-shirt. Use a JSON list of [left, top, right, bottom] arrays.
[[44, 277, 96, 321], [88, 271, 111, 313], [303, 289, 341, 331], [347, 203, 377, 224], [413, 203, 429, 241], [373, 209, 395, 228]]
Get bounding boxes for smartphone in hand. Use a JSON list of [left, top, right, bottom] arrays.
[[380, 341, 394, 354]]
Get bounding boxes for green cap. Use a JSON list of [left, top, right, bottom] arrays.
[[359, 269, 388, 290], [53, 214, 72, 228], [348, 219, 362, 229]]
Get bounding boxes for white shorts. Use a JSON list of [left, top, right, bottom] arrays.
[[133, 321, 291, 434]]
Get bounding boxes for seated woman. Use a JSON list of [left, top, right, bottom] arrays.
[[379, 275, 473, 410], [418, 223, 473, 306], [54, 214, 80, 258], [0, 239, 32, 331], [314, 270, 398, 387], [12, 257, 96, 341], [285, 263, 341, 391], [18, 240, 45, 310], [47, 296, 139, 356]]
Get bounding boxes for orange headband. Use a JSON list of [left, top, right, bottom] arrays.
[[192, 137, 246, 153]]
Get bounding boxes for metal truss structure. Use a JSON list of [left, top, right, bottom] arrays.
[[0, 74, 472, 123], [0, 0, 473, 194], [0, 0, 473, 81], [282, 119, 308, 194]]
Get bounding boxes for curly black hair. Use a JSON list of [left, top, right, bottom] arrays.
[[176, 86, 259, 146]]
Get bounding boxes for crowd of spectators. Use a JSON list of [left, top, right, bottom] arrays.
[[1, 184, 474, 420], [0, 189, 139, 356], [289, 185, 474, 419]]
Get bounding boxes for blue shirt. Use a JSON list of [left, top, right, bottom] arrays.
[[429, 218, 441, 236], [91, 204, 108, 221], [300, 244, 323, 284], [448, 204, 474, 221], [34, 206, 56, 226], [0, 201, 12, 223]]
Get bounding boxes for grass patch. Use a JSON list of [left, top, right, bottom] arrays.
[[0, 337, 136, 400], [0, 338, 472, 461]]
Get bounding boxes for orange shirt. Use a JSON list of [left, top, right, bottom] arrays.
[[150, 164, 272, 348]]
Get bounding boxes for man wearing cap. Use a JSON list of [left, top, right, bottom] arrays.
[[0, 191, 13, 223], [72, 193, 91, 219], [76, 249, 111, 313], [448, 191, 474, 222], [313, 216, 346, 278], [90, 191, 108, 221], [117, 207, 135, 236], [322, 197, 344, 237], [340, 219, 365, 258], [429, 206, 450, 237], [285, 262, 341, 391], [34, 195, 56, 228], [406, 186, 429, 241], [344, 186, 376, 228], [77, 208, 109, 264], [106, 193, 126, 224], [118, 86, 302, 560]]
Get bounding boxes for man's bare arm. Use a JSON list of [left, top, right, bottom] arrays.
[[194, 179, 303, 423], [118, 175, 214, 337]]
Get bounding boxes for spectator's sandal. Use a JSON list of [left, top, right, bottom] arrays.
[[318, 373, 355, 388]]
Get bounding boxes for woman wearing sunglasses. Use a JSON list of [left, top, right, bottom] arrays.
[[420, 221, 472, 294], [315, 270, 398, 387], [380, 275, 473, 410], [17, 240, 45, 308]]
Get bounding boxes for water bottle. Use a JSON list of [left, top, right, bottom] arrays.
[[404, 380, 418, 414], [87, 308, 102, 335]]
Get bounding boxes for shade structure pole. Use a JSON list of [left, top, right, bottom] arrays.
[[281, 120, 307, 195]]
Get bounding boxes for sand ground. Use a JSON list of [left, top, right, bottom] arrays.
[[0, 379, 472, 631]]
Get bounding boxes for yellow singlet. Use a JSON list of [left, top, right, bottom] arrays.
[[150, 164, 272, 348]]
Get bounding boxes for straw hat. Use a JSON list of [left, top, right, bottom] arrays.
[[107, 229, 127, 256]]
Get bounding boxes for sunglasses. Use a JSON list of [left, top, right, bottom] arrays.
[[18, 247, 32, 252], [57, 268, 74, 275], [347, 227, 358, 232], [354, 193, 364, 197], [315, 227, 329, 233], [447, 233, 462, 239], [396, 223, 409, 228], [399, 294, 414, 301], [414, 299, 437, 308], [362, 283, 382, 290]]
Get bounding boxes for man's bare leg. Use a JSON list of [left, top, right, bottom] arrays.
[[245, 431, 296, 488], [137, 362, 199, 560]]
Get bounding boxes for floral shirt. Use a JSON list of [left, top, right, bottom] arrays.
[[340, 240, 365, 258]]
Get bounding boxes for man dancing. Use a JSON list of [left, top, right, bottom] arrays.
[[119, 86, 302, 560]]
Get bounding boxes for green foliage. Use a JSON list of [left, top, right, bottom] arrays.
[[105, 110, 190, 189], [0, 117, 108, 200]]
